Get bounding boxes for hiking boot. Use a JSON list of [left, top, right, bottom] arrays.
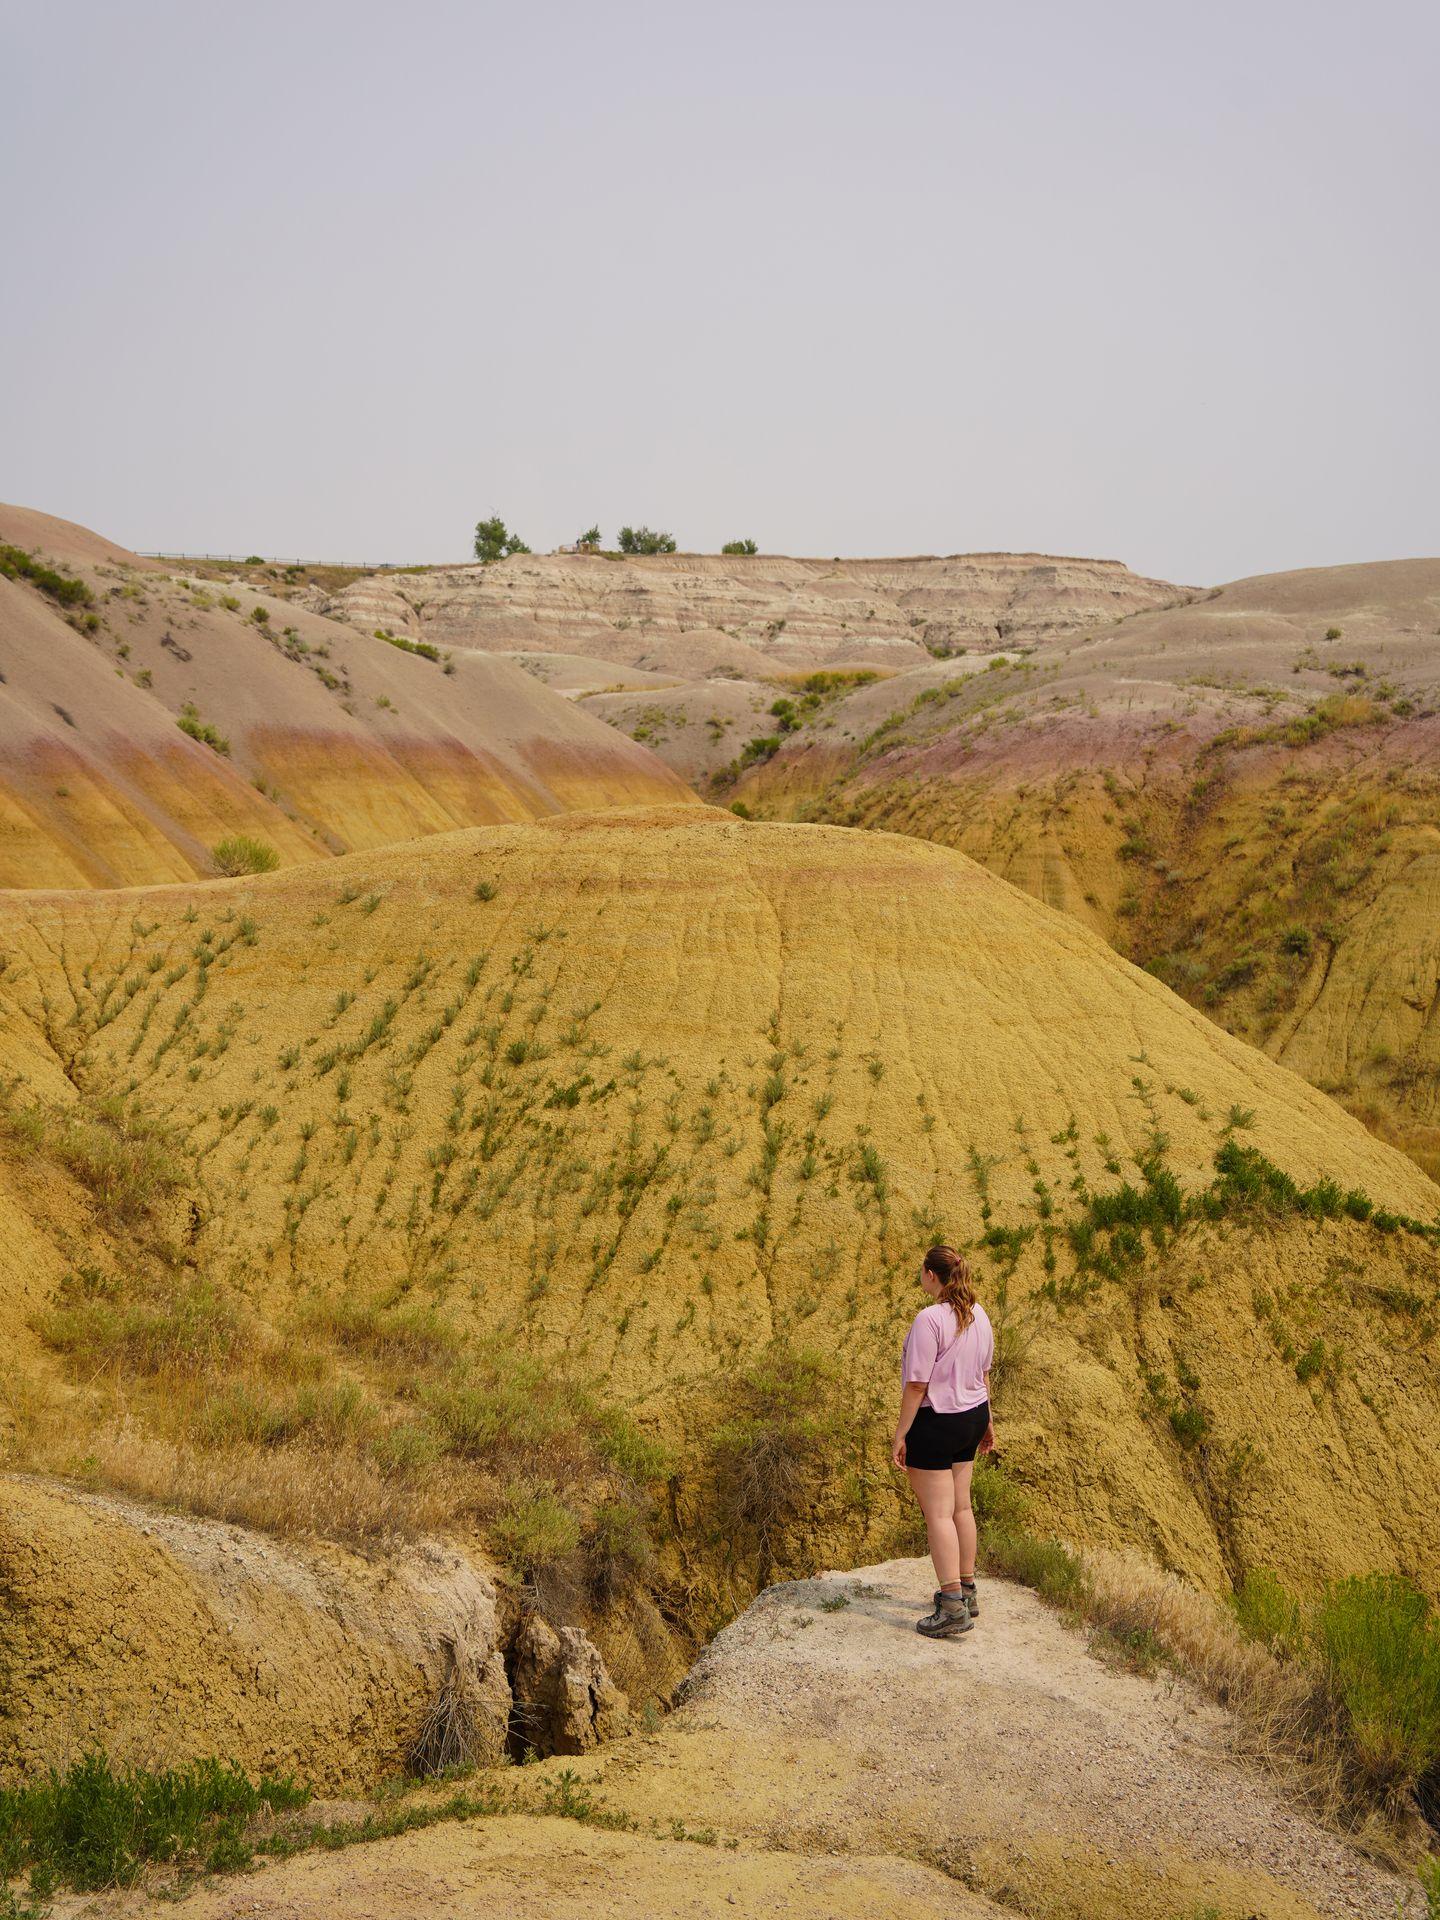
[[916, 1592, 974, 1638], [931, 1583, 980, 1620]]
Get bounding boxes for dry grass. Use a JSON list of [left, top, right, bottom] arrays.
[[74, 1422, 467, 1540], [1080, 1550, 1433, 1863], [407, 1638, 493, 1777], [0, 1086, 183, 1225], [39, 1280, 244, 1380], [1345, 1100, 1440, 1187], [293, 1296, 463, 1372], [28, 1271, 668, 1566]]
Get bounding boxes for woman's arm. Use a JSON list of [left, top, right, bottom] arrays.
[[891, 1380, 929, 1468], [978, 1367, 995, 1454]]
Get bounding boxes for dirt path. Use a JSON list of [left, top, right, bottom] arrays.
[[73, 1560, 1424, 1920]]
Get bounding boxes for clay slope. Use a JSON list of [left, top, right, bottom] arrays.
[[0, 808, 1436, 1609], [0, 507, 694, 888], [307, 547, 1187, 679], [734, 559, 1440, 1178]]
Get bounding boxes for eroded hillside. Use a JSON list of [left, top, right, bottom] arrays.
[[0, 507, 692, 888], [1, 811, 1436, 1615], [731, 561, 1440, 1179], [304, 548, 1187, 677]]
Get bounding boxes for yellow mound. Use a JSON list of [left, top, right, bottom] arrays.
[[0, 807, 1435, 1611]]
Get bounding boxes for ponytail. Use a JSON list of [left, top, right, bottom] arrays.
[[923, 1244, 975, 1332]]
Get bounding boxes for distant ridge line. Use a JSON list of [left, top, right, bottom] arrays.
[[136, 548, 1162, 573]]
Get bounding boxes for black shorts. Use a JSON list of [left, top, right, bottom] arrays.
[[905, 1401, 990, 1471]]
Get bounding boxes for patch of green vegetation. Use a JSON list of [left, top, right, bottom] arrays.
[[40, 1280, 241, 1379], [710, 1343, 840, 1580], [786, 669, 881, 696], [738, 734, 781, 768], [473, 515, 530, 563], [0, 1085, 183, 1225], [212, 835, 279, 877], [374, 628, 442, 664], [0, 545, 92, 608], [1210, 691, 1383, 754], [0, 1751, 306, 1895], [177, 704, 230, 755], [1065, 1138, 1437, 1287], [1232, 1568, 1440, 1819], [617, 525, 676, 555], [491, 1483, 582, 1576]]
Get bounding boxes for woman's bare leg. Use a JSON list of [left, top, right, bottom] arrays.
[[950, 1460, 977, 1581], [905, 1466, 962, 1588]]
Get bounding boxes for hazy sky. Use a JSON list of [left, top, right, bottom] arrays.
[[3, 0, 1436, 584]]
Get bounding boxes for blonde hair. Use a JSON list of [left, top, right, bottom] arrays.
[[923, 1244, 976, 1332]]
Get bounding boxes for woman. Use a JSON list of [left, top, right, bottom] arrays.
[[891, 1244, 995, 1638]]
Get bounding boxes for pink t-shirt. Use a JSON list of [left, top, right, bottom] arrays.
[[901, 1302, 994, 1413]]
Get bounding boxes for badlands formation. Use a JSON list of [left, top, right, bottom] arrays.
[[0, 506, 691, 889], [730, 559, 1440, 1183], [280, 533, 1440, 1181], [1, 516, 1438, 1916]]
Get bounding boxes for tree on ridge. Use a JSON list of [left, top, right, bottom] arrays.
[[474, 516, 531, 563]]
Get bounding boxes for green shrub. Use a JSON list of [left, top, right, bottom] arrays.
[[0, 544, 92, 607], [1231, 1569, 1305, 1651], [1316, 1574, 1440, 1803], [198, 1382, 311, 1447], [212, 835, 279, 876], [970, 1456, 1029, 1531], [424, 1354, 580, 1462], [491, 1483, 581, 1574], [982, 1528, 1090, 1610], [585, 1496, 653, 1594], [0, 1751, 305, 1892], [738, 734, 780, 768], [303, 1297, 459, 1367], [721, 538, 758, 555], [595, 1407, 671, 1483], [374, 628, 442, 664], [617, 526, 677, 555], [368, 1419, 444, 1473], [1232, 1568, 1440, 1813], [1294, 1337, 1327, 1383], [40, 1282, 240, 1380], [1168, 1403, 1209, 1447], [177, 704, 230, 755], [710, 1344, 836, 1567]]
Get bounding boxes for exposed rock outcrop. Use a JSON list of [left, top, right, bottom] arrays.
[[317, 548, 1187, 675], [0, 1477, 511, 1792], [509, 1613, 630, 1755]]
